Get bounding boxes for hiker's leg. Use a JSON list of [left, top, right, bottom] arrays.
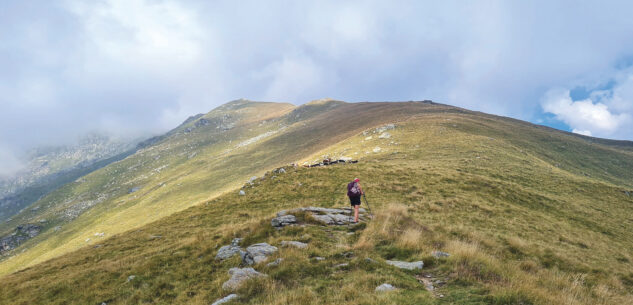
[[354, 205, 359, 222]]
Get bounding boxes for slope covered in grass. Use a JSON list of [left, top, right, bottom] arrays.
[[0, 99, 453, 275], [1, 104, 632, 305]]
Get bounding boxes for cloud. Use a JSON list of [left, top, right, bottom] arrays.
[[0, 145, 24, 178], [2, 0, 633, 167], [542, 83, 632, 139]]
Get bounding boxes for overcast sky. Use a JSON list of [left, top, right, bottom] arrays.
[[1, 0, 633, 176]]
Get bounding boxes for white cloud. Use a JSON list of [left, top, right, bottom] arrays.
[[542, 87, 632, 139], [0, 146, 24, 178]]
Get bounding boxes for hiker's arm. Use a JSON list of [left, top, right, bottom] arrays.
[[358, 183, 364, 195]]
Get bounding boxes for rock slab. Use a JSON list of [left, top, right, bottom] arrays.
[[386, 260, 424, 270], [271, 215, 296, 228], [211, 294, 238, 305], [222, 268, 266, 291], [375, 283, 396, 292], [242, 243, 277, 265]]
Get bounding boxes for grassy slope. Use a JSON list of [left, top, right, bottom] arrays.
[[1, 102, 632, 304], [0, 100, 448, 275]]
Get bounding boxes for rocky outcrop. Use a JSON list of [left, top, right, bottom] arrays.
[[216, 238, 244, 260], [272, 207, 368, 228], [242, 243, 278, 265], [222, 268, 266, 291], [271, 215, 296, 228], [0, 224, 42, 254], [386, 260, 424, 270]]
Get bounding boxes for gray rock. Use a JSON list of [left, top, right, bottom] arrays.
[[0, 224, 42, 254], [231, 238, 242, 246], [281, 241, 308, 249], [238, 190, 245, 196], [314, 256, 325, 261], [431, 251, 450, 258], [126, 275, 136, 282], [334, 263, 349, 268], [266, 258, 283, 267], [386, 260, 424, 270], [271, 215, 296, 227], [378, 132, 391, 139], [211, 294, 238, 305], [376, 124, 396, 133], [375, 283, 396, 292], [222, 268, 266, 291], [128, 187, 140, 194], [216, 240, 244, 260], [242, 243, 277, 265], [311, 213, 351, 225], [365, 257, 377, 264]]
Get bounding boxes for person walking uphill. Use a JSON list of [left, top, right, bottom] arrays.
[[347, 178, 364, 223]]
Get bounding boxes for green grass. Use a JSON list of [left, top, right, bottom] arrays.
[[0, 101, 632, 304]]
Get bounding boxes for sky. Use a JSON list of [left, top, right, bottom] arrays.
[[1, 0, 633, 177]]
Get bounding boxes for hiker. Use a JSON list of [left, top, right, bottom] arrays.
[[347, 178, 364, 223]]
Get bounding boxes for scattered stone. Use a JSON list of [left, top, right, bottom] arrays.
[[222, 268, 266, 291], [365, 257, 377, 264], [54, 226, 62, 232], [342, 252, 354, 258], [212, 294, 238, 305], [94, 232, 105, 237], [373, 147, 382, 153], [376, 124, 396, 133], [128, 187, 140, 194], [431, 251, 450, 258], [216, 238, 245, 260], [127, 275, 136, 282], [85, 238, 91, 242], [334, 263, 349, 268], [314, 256, 325, 261], [266, 258, 283, 267], [238, 190, 245, 196], [148, 235, 162, 240], [281, 241, 308, 249], [1, 224, 43, 254], [375, 283, 396, 292], [386, 260, 424, 270], [242, 243, 278, 265], [271, 215, 296, 228], [365, 136, 373, 140], [378, 132, 391, 139], [248, 176, 258, 184]]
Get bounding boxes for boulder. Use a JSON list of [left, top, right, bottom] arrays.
[[216, 238, 244, 260], [386, 260, 424, 270], [238, 190, 245, 196], [212, 294, 238, 305], [242, 243, 277, 265], [222, 268, 266, 291], [375, 283, 396, 292], [271, 215, 296, 228], [280, 241, 308, 249], [266, 258, 283, 267]]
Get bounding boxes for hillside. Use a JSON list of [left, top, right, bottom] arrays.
[[1, 100, 632, 304], [0, 134, 139, 222]]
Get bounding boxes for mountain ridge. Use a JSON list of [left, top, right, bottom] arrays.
[[0, 99, 632, 304]]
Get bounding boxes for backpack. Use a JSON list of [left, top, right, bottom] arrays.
[[347, 181, 361, 197]]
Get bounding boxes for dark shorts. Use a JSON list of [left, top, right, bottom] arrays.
[[349, 196, 361, 206]]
